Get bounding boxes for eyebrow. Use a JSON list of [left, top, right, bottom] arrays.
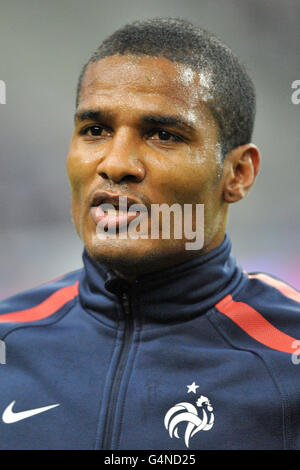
[[141, 114, 197, 135], [74, 110, 107, 123], [74, 109, 197, 135]]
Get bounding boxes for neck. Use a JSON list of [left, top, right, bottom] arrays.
[[79, 233, 243, 324], [108, 230, 227, 282]]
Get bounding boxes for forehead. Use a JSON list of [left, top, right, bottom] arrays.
[[78, 55, 214, 124]]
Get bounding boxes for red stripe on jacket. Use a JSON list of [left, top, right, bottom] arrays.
[[216, 294, 299, 354], [0, 281, 79, 323]]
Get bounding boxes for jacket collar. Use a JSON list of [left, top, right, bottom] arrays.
[[78, 234, 242, 324]]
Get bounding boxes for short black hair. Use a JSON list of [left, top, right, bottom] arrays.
[[76, 17, 256, 159]]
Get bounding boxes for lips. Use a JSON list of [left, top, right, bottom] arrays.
[[89, 190, 144, 230], [90, 190, 141, 209]]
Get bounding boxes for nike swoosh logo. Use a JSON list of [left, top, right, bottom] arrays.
[[2, 400, 60, 423]]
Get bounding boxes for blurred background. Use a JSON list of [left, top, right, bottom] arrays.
[[0, 0, 299, 299]]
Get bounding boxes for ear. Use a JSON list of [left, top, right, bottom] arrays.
[[223, 143, 261, 203]]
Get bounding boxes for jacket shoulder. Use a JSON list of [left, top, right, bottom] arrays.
[[214, 271, 300, 354], [0, 268, 82, 324]]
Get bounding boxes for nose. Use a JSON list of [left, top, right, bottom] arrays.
[[97, 128, 145, 184]]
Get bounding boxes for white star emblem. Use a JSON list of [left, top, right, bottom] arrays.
[[187, 382, 199, 394]]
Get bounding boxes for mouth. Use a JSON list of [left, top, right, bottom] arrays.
[[89, 190, 146, 231]]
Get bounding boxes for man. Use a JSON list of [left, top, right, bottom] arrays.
[[0, 17, 299, 450]]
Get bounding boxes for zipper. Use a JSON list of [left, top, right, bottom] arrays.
[[102, 291, 133, 449]]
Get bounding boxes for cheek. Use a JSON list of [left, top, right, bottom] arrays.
[[66, 140, 99, 193], [174, 166, 221, 205], [163, 152, 211, 200], [66, 144, 89, 226]]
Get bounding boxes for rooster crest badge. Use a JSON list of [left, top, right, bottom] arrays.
[[164, 383, 214, 448]]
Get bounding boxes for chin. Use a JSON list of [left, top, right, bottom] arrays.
[[87, 236, 152, 263], [85, 235, 185, 275]]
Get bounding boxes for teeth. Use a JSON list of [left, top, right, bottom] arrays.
[[104, 208, 130, 214]]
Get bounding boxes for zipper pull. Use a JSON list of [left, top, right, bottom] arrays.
[[121, 292, 131, 316]]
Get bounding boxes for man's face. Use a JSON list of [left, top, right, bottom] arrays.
[[67, 54, 228, 276]]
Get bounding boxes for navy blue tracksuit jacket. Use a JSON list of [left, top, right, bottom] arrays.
[[0, 235, 299, 449]]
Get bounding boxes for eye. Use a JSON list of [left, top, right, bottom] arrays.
[[148, 129, 183, 143], [80, 125, 110, 137]]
